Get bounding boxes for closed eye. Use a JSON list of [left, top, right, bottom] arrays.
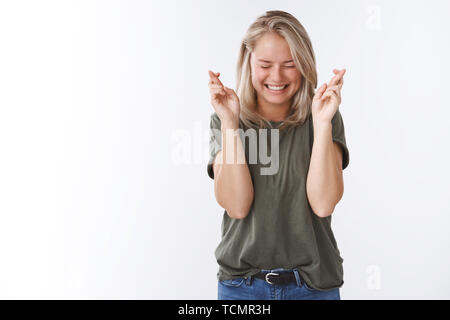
[[261, 66, 296, 69]]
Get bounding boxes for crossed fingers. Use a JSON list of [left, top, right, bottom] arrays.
[[329, 68, 345, 89], [321, 68, 345, 101], [208, 70, 225, 96]]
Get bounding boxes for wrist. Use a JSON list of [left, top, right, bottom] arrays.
[[312, 117, 332, 129], [221, 119, 239, 130], [313, 120, 332, 138]]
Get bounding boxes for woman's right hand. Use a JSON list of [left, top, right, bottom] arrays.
[[208, 70, 240, 127]]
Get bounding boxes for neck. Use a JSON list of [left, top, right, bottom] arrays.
[[255, 98, 291, 122]]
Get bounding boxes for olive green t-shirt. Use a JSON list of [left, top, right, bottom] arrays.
[[207, 110, 349, 291]]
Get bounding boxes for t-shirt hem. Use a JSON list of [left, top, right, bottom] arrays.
[[207, 149, 222, 179], [332, 138, 349, 170]]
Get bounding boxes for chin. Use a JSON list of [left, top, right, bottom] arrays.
[[264, 91, 292, 102], [265, 98, 291, 106]]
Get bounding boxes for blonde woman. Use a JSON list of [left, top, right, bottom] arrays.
[[207, 10, 349, 300]]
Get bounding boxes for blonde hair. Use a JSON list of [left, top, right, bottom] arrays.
[[236, 10, 317, 130]]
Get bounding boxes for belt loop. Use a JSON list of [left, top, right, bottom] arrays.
[[293, 269, 302, 287], [245, 276, 253, 286]]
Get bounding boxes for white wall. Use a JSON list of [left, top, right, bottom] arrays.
[[0, 0, 449, 299]]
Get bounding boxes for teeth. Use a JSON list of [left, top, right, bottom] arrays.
[[267, 84, 287, 90]]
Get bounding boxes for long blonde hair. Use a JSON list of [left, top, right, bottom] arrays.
[[236, 10, 317, 130]]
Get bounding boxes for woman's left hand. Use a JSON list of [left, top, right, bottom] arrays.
[[311, 68, 346, 124]]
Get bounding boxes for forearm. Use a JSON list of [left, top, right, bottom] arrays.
[[214, 122, 254, 219], [306, 121, 343, 217]]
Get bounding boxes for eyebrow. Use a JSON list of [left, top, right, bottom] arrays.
[[257, 59, 294, 63]]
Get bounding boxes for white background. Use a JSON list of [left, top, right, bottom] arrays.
[[0, 0, 449, 299]]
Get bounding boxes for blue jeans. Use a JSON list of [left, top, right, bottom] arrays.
[[218, 268, 341, 300]]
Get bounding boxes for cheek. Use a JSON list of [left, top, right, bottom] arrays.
[[253, 69, 267, 83], [289, 74, 302, 90], [288, 70, 301, 81]]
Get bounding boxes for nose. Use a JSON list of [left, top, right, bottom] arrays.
[[270, 66, 284, 83]]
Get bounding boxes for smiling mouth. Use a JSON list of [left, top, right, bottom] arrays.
[[264, 84, 289, 91]]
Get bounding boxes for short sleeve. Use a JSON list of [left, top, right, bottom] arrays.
[[207, 112, 222, 179], [331, 109, 350, 170]]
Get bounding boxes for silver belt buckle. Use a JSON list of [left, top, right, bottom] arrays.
[[265, 272, 279, 285]]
